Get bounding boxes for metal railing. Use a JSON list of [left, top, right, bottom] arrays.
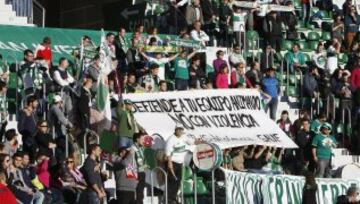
[[150, 167, 168, 204], [32, 0, 45, 27]]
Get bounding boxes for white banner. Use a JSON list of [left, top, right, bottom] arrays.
[[124, 89, 297, 149], [225, 169, 360, 204]]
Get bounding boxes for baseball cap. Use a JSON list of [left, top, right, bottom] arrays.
[[123, 99, 133, 105], [320, 122, 332, 131], [53, 95, 62, 103]]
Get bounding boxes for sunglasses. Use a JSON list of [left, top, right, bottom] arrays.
[[67, 160, 74, 163], [40, 125, 48, 127]]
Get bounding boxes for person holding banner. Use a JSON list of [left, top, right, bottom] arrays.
[[116, 99, 144, 148], [165, 125, 200, 204], [311, 122, 337, 178]]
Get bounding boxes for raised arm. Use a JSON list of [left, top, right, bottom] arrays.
[[187, 49, 198, 59], [168, 53, 180, 61]]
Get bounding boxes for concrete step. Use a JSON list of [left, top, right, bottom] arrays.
[[0, 4, 13, 12], [332, 155, 360, 169], [333, 148, 350, 157]]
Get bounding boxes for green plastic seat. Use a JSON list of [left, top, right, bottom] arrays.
[[321, 32, 331, 41], [246, 30, 259, 40], [308, 41, 319, 50], [307, 32, 321, 41], [303, 53, 311, 63], [338, 53, 349, 64], [297, 41, 308, 50], [289, 75, 297, 85], [287, 86, 299, 97], [281, 40, 293, 51]]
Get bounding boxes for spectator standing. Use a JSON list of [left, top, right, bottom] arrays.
[[216, 64, 229, 89], [17, 95, 38, 161], [232, 6, 248, 47], [262, 68, 279, 120], [200, 0, 218, 46], [35, 120, 56, 162], [191, 21, 209, 70], [292, 110, 310, 135], [131, 133, 149, 204], [302, 172, 318, 204], [78, 78, 93, 140], [218, 0, 232, 47], [80, 144, 106, 204], [189, 56, 206, 89], [312, 122, 337, 178], [277, 111, 292, 136], [116, 99, 143, 148], [260, 45, 275, 72], [246, 61, 262, 86], [351, 59, 360, 90], [283, 1, 298, 40], [301, 0, 311, 27], [228, 45, 245, 69], [263, 11, 283, 52], [295, 119, 313, 175], [113, 147, 138, 204], [174, 50, 197, 91], [165, 125, 198, 204], [344, 6, 360, 49], [312, 43, 327, 73], [332, 15, 345, 45], [212, 50, 227, 74], [48, 95, 74, 161], [126, 39, 145, 78], [326, 39, 341, 75], [114, 28, 129, 72], [303, 66, 320, 109], [140, 64, 161, 92], [185, 0, 203, 26], [231, 62, 252, 88], [35, 37, 52, 68]]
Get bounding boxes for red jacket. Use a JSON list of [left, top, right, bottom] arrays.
[[35, 44, 52, 67], [351, 68, 360, 90], [0, 183, 17, 204], [37, 159, 50, 188]]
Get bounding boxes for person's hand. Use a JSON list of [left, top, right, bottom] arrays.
[[97, 191, 106, 199], [27, 189, 33, 195], [190, 71, 196, 76], [313, 156, 318, 163]]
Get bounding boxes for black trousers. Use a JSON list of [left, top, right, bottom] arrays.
[[116, 190, 135, 204], [167, 162, 183, 203], [136, 172, 146, 204]]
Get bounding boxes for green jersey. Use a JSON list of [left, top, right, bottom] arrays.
[[312, 134, 337, 160], [174, 57, 189, 80]]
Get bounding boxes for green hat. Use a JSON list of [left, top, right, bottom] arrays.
[[123, 99, 133, 105], [320, 122, 332, 131]]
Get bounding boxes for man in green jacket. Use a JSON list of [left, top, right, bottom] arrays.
[[116, 99, 143, 148], [285, 43, 306, 73]]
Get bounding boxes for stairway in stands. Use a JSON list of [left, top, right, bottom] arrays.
[[0, 0, 33, 26]]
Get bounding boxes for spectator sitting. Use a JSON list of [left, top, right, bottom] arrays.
[[284, 43, 306, 73], [337, 186, 360, 204], [215, 64, 229, 89], [0, 170, 17, 204], [326, 38, 341, 75], [312, 43, 327, 73], [231, 62, 252, 88], [344, 6, 360, 50], [60, 157, 87, 204], [3, 129, 18, 157], [35, 120, 56, 164], [124, 73, 141, 93]]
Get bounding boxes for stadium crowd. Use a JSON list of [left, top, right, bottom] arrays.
[[0, 0, 360, 203]]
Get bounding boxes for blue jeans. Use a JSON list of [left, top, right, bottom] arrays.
[[119, 136, 134, 148], [265, 98, 278, 120], [175, 79, 188, 91], [32, 191, 45, 204]]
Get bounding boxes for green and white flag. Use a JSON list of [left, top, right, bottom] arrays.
[[96, 29, 112, 129]]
